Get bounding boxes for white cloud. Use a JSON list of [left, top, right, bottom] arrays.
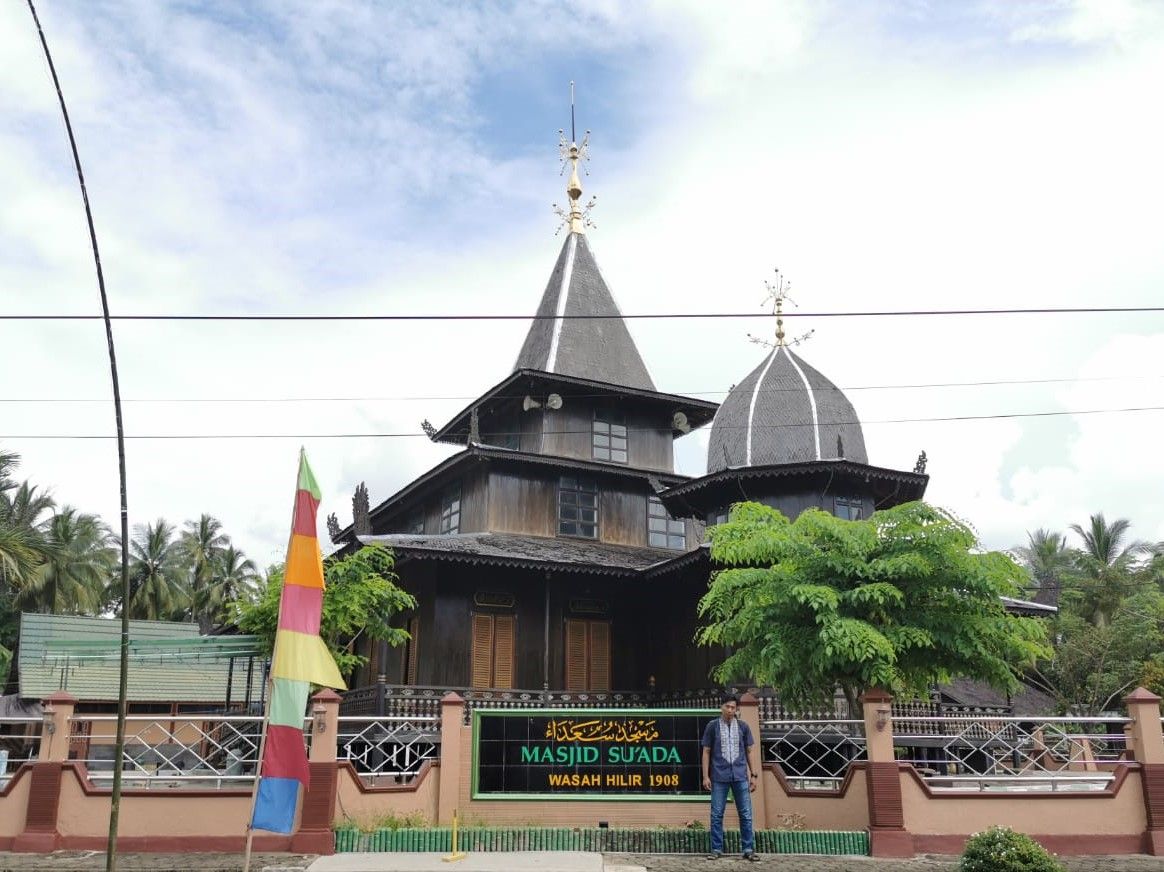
[[2, 0, 1162, 565]]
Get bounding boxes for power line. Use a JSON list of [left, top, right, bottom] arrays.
[[5, 403, 1163, 440], [4, 373, 1163, 404], [3, 305, 1164, 322]]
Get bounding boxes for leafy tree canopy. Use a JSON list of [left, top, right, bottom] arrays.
[[699, 501, 1051, 715], [236, 544, 416, 678]]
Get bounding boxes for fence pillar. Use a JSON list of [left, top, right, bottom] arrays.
[[291, 689, 342, 855], [437, 692, 465, 826], [861, 689, 912, 858], [737, 692, 769, 829], [14, 691, 75, 853], [1125, 687, 1164, 855]]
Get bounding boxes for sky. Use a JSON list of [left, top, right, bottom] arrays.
[[2, 0, 1163, 567]]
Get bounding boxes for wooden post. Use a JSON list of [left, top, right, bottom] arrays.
[[1125, 687, 1164, 855], [437, 692, 466, 826], [292, 689, 342, 854], [861, 689, 912, 858]]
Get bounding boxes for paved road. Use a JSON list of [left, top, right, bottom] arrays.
[[605, 853, 1164, 871], [3, 852, 1164, 872]]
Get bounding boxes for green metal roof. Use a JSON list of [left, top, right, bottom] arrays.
[[17, 613, 265, 704]]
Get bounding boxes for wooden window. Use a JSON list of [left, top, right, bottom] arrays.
[[439, 483, 461, 534], [470, 612, 516, 689], [592, 414, 627, 464], [564, 618, 611, 692], [404, 616, 421, 685], [558, 476, 598, 538], [648, 496, 686, 549], [834, 497, 862, 521]]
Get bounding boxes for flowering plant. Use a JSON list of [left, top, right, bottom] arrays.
[[959, 826, 1063, 872]]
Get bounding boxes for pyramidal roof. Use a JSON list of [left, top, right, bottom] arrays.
[[513, 231, 655, 391]]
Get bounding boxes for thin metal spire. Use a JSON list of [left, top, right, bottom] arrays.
[[552, 81, 596, 234]]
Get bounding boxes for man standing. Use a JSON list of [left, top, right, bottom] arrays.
[[701, 694, 761, 861]]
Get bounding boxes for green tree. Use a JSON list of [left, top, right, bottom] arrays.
[[236, 545, 415, 678], [1066, 513, 1145, 627], [1029, 588, 1164, 714], [16, 507, 112, 615], [698, 502, 1051, 717], [119, 519, 188, 620], [179, 514, 230, 633], [205, 544, 260, 630], [0, 475, 57, 588], [1013, 528, 1072, 604]]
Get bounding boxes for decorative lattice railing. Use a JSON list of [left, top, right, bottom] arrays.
[[762, 719, 867, 791], [336, 716, 440, 785], [0, 717, 42, 781], [67, 714, 290, 789], [893, 715, 1132, 791]]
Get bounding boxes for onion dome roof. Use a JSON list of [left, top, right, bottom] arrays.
[[707, 345, 867, 473]]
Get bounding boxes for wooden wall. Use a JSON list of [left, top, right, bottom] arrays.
[[364, 558, 715, 693], [539, 406, 672, 472], [486, 469, 556, 537]]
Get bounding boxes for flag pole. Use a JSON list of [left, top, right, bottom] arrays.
[[24, 5, 132, 871], [241, 670, 274, 872], [242, 449, 305, 872]]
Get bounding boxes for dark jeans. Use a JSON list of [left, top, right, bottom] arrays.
[[709, 779, 755, 854]]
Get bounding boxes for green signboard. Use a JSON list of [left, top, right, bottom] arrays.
[[471, 707, 718, 801]]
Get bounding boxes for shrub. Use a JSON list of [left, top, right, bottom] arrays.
[[959, 826, 1063, 872]]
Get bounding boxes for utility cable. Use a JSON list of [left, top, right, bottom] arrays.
[[4, 373, 1163, 405], [5, 403, 1163, 440], [3, 305, 1163, 322]]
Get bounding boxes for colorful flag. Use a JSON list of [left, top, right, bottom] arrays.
[[250, 450, 345, 834]]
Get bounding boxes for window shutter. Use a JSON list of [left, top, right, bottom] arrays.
[[471, 614, 494, 688], [565, 619, 588, 691], [492, 614, 516, 689], [405, 616, 420, 685], [588, 621, 611, 691]]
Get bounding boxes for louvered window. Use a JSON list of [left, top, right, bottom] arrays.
[[558, 476, 598, 538], [439, 483, 461, 534], [564, 618, 611, 692], [648, 496, 686, 549], [592, 414, 627, 464], [404, 616, 421, 685], [834, 497, 862, 521], [470, 612, 516, 689]]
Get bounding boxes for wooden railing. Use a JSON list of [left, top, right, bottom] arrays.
[[340, 681, 1011, 727]]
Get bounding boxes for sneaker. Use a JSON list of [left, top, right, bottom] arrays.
[[707, 851, 721, 860], [743, 852, 761, 862]]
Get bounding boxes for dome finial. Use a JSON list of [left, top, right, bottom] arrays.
[[749, 269, 814, 350], [552, 81, 596, 235]]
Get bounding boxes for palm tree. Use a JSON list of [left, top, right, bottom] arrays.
[[1068, 513, 1145, 627], [209, 545, 260, 629], [1014, 528, 1073, 607], [0, 469, 56, 590], [121, 519, 187, 621], [179, 514, 229, 633], [17, 508, 112, 615], [0, 449, 19, 496]]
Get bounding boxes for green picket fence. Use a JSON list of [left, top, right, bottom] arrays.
[[333, 827, 869, 855]]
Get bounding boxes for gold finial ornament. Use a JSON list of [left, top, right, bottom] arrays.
[[748, 269, 815, 350], [552, 81, 597, 235]]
